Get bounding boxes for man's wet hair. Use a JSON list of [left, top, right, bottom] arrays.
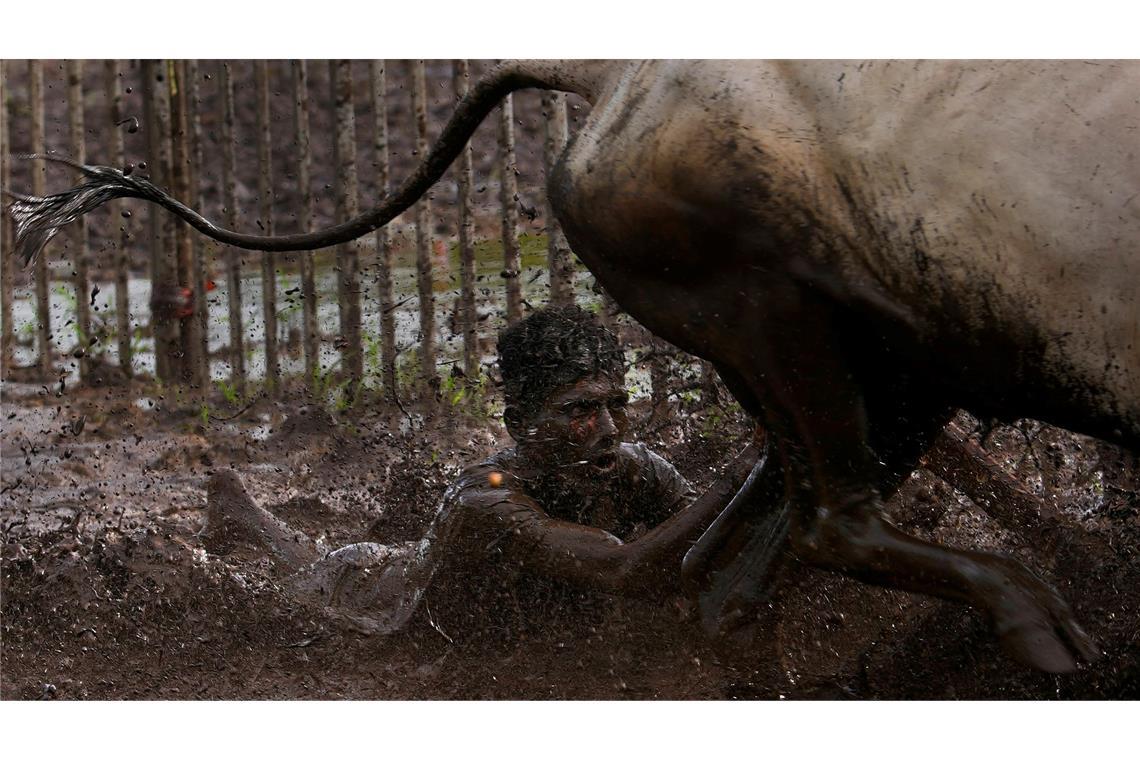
[[498, 305, 626, 420]]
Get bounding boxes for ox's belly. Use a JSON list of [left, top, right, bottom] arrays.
[[552, 60, 1140, 447]]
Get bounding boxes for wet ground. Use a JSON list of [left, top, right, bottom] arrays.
[[2, 377, 1138, 700]]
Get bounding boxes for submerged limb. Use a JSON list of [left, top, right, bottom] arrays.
[[204, 470, 322, 573], [287, 540, 436, 636], [205, 469, 434, 635]]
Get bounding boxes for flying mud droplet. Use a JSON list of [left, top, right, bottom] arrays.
[[116, 116, 140, 134], [121, 209, 132, 218]]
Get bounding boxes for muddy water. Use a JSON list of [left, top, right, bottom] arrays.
[[3, 375, 1138, 699]]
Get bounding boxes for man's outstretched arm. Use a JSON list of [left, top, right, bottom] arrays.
[[454, 442, 767, 599]]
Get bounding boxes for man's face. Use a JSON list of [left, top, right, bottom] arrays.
[[516, 373, 629, 475]]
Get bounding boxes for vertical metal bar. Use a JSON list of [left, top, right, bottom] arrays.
[[29, 60, 52, 379], [254, 59, 279, 396], [331, 59, 362, 397], [104, 60, 133, 378], [0, 61, 15, 375], [411, 60, 436, 392], [219, 61, 245, 396], [170, 60, 204, 390], [498, 93, 522, 325], [186, 59, 210, 389], [369, 60, 397, 401], [543, 91, 573, 305], [67, 60, 92, 383], [142, 60, 179, 384], [292, 60, 319, 392], [453, 60, 478, 387]]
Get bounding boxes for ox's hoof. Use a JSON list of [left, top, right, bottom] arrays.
[[983, 560, 1100, 673]]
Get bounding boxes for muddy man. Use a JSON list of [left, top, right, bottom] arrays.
[[205, 306, 764, 640]]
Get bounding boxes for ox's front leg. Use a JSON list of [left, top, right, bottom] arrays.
[[735, 279, 1098, 673]]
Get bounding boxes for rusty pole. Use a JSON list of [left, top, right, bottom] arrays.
[[410, 60, 437, 395], [369, 60, 398, 401], [170, 60, 206, 391], [29, 60, 52, 379], [543, 92, 573, 306], [186, 59, 210, 390], [254, 60, 279, 397], [66, 60, 92, 383], [219, 61, 245, 396], [454, 60, 479, 389], [142, 60, 180, 385], [292, 60, 319, 392], [498, 94, 523, 325], [330, 59, 363, 399], [104, 60, 133, 378], [0, 61, 15, 376]]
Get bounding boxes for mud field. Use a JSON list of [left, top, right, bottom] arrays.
[[1, 371, 1137, 702]]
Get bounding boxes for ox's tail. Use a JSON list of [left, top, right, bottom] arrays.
[[5, 60, 606, 268]]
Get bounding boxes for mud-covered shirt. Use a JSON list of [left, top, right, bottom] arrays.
[[289, 442, 694, 643], [415, 442, 694, 642]]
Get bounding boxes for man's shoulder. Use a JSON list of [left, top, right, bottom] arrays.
[[455, 448, 518, 484], [431, 448, 532, 541], [444, 448, 527, 507]]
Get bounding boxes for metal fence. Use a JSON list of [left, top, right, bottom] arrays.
[[1, 60, 702, 410]]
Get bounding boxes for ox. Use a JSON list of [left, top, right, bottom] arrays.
[[9, 60, 1138, 673]]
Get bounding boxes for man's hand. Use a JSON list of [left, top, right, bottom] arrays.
[[681, 439, 791, 636]]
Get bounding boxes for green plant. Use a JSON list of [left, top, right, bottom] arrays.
[[215, 379, 240, 405], [52, 284, 87, 346], [309, 366, 330, 399], [333, 377, 356, 412], [699, 409, 724, 440], [364, 333, 382, 377], [394, 351, 421, 391], [441, 372, 466, 407], [129, 325, 149, 356], [276, 271, 303, 323]]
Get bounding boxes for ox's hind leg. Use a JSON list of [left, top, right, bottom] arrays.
[[729, 279, 1098, 673]]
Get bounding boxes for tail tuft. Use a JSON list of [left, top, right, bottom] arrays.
[[4, 154, 149, 268]]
